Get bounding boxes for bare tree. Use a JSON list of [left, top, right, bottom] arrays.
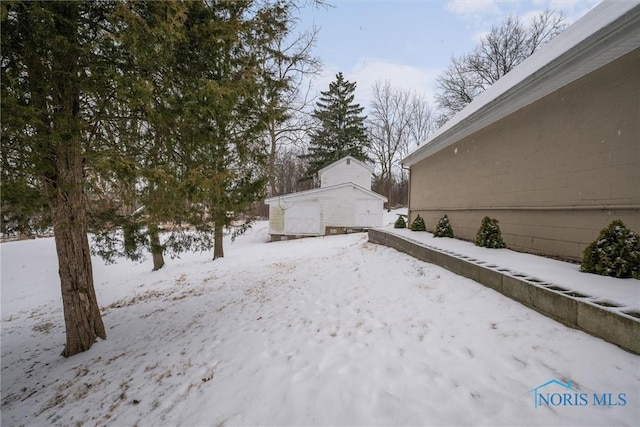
[[368, 81, 434, 206], [436, 9, 567, 121], [262, 26, 322, 196], [272, 148, 310, 195], [406, 95, 435, 153]]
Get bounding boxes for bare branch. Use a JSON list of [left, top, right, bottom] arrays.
[[435, 9, 567, 121]]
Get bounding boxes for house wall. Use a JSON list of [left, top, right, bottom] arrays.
[[408, 48, 640, 261], [320, 159, 372, 189]]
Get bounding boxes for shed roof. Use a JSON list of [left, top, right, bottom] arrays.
[[264, 182, 387, 204], [402, 1, 640, 167]]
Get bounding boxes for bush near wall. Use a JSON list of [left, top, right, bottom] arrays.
[[410, 215, 426, 231], [580, 220, 640, 279], [475, 217, 506, 248], [433, 214, 454, 238], [394, 215, 406, 229]]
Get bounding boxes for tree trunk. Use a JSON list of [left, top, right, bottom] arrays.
[[268, 127, 278, 196], [148, 222, 165, 271], [213, 210, 225, 260], [50, 146, 106, 358], [43, 2, 105, 357], [384, 172, 393, 209]]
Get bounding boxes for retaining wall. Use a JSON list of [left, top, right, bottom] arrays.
[[368, 228, 640, 355]]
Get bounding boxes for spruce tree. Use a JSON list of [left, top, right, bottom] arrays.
[[304, 72, 370, 177]]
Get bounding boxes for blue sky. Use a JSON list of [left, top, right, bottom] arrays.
[[296, 0, 601, 110]]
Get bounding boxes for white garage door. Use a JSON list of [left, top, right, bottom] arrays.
[[355, 199, 380, 227], [285, 203, 320, 235]]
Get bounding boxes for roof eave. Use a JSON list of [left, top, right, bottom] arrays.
[[265, 182, 387, 204], [402, 2, 640, 168], [318, 155, 374, 175]]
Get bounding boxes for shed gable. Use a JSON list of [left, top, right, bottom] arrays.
[[319, 156, 372, 190]]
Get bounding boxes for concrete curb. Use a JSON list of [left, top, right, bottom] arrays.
[[368, 228, 640, 355]]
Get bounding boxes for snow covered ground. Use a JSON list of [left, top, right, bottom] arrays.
[[1, 212, 639, 426], [384, 222, 640, 313]]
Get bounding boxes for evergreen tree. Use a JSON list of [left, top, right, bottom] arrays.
[[304, 72, 369, 177], [410, 215, 426, 231], [433, 214, 454, 238], [475, 217, 506, 248], [1, 0, 301, 356], [173, 0, 286, 260], [87, 1, 192, 272], [92, 1, 294, 263], [394, 215, 407, 229], [1, 0, 113, 356], [580, 220, 640, 279]]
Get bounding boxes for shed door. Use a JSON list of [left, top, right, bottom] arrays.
[[285, 203, 320, 235], [355, 199, 380, 227]]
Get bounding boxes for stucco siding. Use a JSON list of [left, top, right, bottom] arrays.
[[408, 48, 640, 261]]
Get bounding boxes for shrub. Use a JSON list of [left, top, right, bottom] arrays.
[[433, 214, 454, 238], [410, 214, 426, 231], [394, 215, 406, 229], [580, 220, 640, 279], [475, 216, 506, 248]]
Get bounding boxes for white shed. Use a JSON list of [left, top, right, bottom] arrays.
[[318, 156, 373, 189], [264, 156, 387, 240]]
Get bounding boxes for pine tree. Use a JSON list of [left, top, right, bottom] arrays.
[[580, 220, 640, 279], [410, 215, 426, 231], [475, 217, 506, 248], [394, 215, 407, 229], [433, 215, 454, 238], [1, 0, 298, 356], [91, 1, 292, 263], [304, 72, 370, 177], [172, 0, 285, 260]]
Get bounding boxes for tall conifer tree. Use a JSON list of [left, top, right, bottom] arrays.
[[1, 1, 112, 356], [304, 72, 369, 177], [1, 0, 307, 356]]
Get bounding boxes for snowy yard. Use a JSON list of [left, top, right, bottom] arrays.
[[1, 218, 639, 426]]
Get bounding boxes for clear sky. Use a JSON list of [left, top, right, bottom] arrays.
[[296, 0, 602, 111]]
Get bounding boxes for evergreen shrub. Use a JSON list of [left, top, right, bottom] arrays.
[[410, 215, 426, 231], [433, 214, 454, 238], [580, 220, 640, 279], [475, 217, 506, 248], [394, 215, 406, 229]]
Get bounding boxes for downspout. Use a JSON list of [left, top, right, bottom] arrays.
[[402, 164, 411, 221]]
